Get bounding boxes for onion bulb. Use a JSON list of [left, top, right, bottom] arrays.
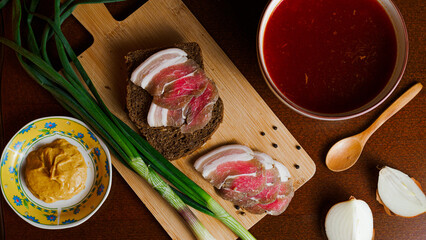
[[325, 197, 374, 240], [377, 166, 426, 217]]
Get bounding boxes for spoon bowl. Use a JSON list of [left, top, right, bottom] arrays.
[[325, 83, 423, 172], [326, 135, 365, 172]]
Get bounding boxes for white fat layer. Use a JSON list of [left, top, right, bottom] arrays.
[[130, 48, 188, 87], [161, 107, 168, 126], [222, 187, 242, 193], [202, 152, 254, 178], [254, 151, 291, 182], [378, 166, 426, 217], [217, 172, 257, 189], [254, 152, 274, 169], [182, 106, 187, 119], [274, 161, 291, 182], [141, 57, 187, 88], [147, 103, 169, 127], [325, 198, 374, 240], [147, 103, 159, 127], [194, 144, 253, 171]]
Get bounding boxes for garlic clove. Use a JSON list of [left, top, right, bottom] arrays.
[[325, 197, 374, 240], [377, 166, 426, 218]]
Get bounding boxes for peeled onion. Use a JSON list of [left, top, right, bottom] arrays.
[[325, 197, 374, 240], [377, 166, 426, 217]]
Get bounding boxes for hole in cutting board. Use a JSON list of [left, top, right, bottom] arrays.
[[105, 0, 149, 21]]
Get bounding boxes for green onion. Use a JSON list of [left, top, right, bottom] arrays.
[[0, 1, 256, 239], [0, 0, 9, 9]]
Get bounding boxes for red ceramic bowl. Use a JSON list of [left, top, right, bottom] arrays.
[[257, 0, 408, 120]]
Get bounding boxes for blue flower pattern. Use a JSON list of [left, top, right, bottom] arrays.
[[94, 147, 101, 157], [9, 167, 16, 174], [73, 207, 80, 214], [19, 124, 34, 134], [1, 152, 8, 166], [25, 215, 39, 223], [13, 141, 24, 150], [46, 215, 57, 222], [75, 133, 84, 139], [88, 130, 98, 142], [13, 196, 22, 206], [105, 160, 110, 176], [97, 184, 104, 196], [62, 219, 76, 224], [45, 122, 57, 129]]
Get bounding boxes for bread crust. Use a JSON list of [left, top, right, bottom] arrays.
[[125, 42, 224, 160]]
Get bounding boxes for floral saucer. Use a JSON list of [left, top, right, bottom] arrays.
[[0, 116, 112, 229]]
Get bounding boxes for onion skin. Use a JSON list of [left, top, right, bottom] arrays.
[[325, 197, 374, 240], [377, 166, 426, 218], [376, 191, 394, 216]]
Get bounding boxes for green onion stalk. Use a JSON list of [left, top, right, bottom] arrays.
[[0, 0, 256, 239]]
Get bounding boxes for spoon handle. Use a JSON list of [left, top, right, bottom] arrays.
[[361, 83, 423, 141]]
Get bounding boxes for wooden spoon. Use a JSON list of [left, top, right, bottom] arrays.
[[326, 82, 423, 172]]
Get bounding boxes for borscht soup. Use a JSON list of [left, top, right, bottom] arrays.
[[261, 0, 398, 115]]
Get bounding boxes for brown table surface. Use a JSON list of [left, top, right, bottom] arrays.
[[1, 0, 425, 239]]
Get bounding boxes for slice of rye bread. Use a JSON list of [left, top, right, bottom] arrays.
[[125, 42, 224, 160]]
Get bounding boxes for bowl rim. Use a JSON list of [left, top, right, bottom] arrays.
[[0, 116, 112, 229], [256, 0, 409, 120]]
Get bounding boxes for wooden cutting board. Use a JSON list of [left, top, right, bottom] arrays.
[[72, 1, 316, 239]]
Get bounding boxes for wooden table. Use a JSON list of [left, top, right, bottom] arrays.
[[1, 0, 424, 239]]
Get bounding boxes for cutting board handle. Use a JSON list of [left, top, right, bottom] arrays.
[[73, 3, 118, 39]]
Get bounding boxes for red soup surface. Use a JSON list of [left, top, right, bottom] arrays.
[[263, 0, 397, 114]]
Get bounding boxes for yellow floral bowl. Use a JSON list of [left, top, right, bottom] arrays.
[[0, 116, 112, 229]]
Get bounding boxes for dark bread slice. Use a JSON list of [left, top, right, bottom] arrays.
[[125, 42, 224, 160]]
